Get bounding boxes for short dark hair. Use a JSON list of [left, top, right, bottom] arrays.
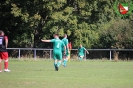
[[54, 33, 59, 36], [0, 30, 4, 35]]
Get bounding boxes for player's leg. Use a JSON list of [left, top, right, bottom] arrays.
[[62, 51, 68, 67], [64, 56, 68, 67], [78, 54, 82, 61], [78, 54, 84, 61], [79, 56, 84, 61], [62, 52, 65, 66], [78, 53, 84, 61], [78, 53, 81, 61], [78, 56, 81, 61], [53, 53, 58, 71], [63, 50, 69, 67], [0, 59, 2, 72], [54, 59, 58, 71], [0, 53, 2, 72], [4, 59, 10, 72], [62, 55, 67, 67], [56, 52, 62, 70], [2, 52, 10, 72], [57, 60, 61, 67]]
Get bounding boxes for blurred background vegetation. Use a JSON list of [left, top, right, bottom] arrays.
[[0, 0, 133, 60]]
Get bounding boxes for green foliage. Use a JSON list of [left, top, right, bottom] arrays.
[[99, 19, 133, 49], [0, 0, 133, 49]]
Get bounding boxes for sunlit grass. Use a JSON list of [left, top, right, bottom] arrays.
[[0, 59, 133, 88]]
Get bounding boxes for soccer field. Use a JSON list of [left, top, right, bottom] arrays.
[[0, 59, 133, 88]]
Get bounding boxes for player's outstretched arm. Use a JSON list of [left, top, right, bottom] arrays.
[[41, 39, 51, 42], [84, 48, 89, 54], [86, 50, 89, 54]]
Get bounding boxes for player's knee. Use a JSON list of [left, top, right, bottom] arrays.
[[5, 59, 8, 62], [58, 60, 61, 62], [66, 57, 68, 59], [54, 59, 57, 62], [80, 56, 83, 58]]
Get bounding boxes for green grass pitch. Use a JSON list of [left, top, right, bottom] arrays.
[[0, 59, 133, 88]]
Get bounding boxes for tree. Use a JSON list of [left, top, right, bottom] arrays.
[[1, 0, 133, 60], [99, 19, 133, 60]]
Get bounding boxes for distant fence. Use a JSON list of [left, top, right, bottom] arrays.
[[7, 48, 133, 60]]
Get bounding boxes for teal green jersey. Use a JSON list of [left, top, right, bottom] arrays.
[[61, 42, 65, 51], [50, 38, 65, 60], [62, 38, 68, 51], [50, 38, 64, 52], [78, 47, 85, 56]]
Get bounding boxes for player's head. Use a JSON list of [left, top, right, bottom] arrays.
[[64, 34, 67, 38], [0, 30, 4, 36], [53, 33, 59, 38], [80, 44, 82, 48]]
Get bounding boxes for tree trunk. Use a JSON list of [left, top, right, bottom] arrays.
[[113, 51, 119, 61]]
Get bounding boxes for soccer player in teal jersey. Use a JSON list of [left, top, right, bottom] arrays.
[[62, 34, 69, 67], [78, 44, 89, 61], [41, 34, 66, 71]]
